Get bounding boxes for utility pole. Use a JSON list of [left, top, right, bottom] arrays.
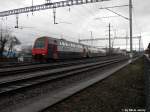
[[53, 8, 57, 24], [109, 23, 111, 55], [0, 22, 2, 40], [32, 0, 34, 15], [139, 36, 141, 52], [129, 0, 133, 58], [112, 29, 116, 50], [126, 31, 128, 50], [0, 21, 2, 58], [15, 14, 19, 28], [90, 31, 93, 46]]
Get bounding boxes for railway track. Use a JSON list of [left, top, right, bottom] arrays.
[[0, 56, 128, 95], [0, 56, 132, 112], [0, 55, 123, 69], [0, 57, 105, 69], [0, 56, 123, 75]]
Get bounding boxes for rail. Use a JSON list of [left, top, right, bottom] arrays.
[[0, 57, 127, 95]]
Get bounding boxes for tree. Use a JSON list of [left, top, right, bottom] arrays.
[[0, 29, 9, 57], [7, 36, 21, 57], [0, 28, 21, 58]]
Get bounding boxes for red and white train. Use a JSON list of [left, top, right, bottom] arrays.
[[32, 36, 106, 61]]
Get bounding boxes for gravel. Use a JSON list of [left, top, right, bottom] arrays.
[[0, 59, 126, 112], [42, 58, 145, 112]]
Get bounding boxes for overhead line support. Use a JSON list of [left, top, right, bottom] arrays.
[[79, 36, 141, 42], [129, 0, 133, 57], [0, 0, 110, 17], [99, 4, 129, 9], [105, 8, 129, 20], [108, 23, 111, 55]]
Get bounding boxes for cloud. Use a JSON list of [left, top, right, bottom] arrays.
[[0, 0, 149, 49]]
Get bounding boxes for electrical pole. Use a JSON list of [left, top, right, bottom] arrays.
[[0, 22, 2, 40], [90, 31, 93, 46], [129, 0, 133, 58], [53, 8, 57, 24], [126, 31, 128, 50], [0, 21, 2, 58], [139, 36, 141, 52], [109, 23, 111, 55], [15, 14, 19, 28], [32, 0, 34, 15]]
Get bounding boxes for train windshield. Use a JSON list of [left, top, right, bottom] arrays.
[[34, 38, 45, 48]]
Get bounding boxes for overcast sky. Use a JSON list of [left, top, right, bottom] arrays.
[[0, 0, 149, 50]]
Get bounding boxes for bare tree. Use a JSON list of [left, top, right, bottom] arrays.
[[7, 36, 21, 57], [0, 29, 10, 57], [0, 28, 21, 58]]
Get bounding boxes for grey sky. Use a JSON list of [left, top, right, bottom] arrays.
[[0, 0, 149, 49]]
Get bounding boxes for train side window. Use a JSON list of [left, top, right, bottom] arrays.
[[75, 44, 77, 48], [70, 43, 73, 47], [66, 42, 68, 46], [64, 42, 67, 46], [67, 42, 69, 46], [73, 43, 75, 47], [61, 41, 64, 46], [59, 41, 62, 46]]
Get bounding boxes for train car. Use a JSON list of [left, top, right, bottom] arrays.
[[32, 36, 106, 61]]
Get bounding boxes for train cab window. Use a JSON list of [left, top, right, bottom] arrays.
[[34, 38, 45, 48]]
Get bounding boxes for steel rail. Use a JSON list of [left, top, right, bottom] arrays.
[[0, 62, 40, 69], [0, 56, 122, 76], [0, 57, 127, 95]]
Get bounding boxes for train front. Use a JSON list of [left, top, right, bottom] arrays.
[[32, 37, 48, 61]]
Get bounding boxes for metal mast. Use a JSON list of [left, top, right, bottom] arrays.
[[0, 0, 110, 17], [129, 0, 133, 57], [109, 23, 111, 55]]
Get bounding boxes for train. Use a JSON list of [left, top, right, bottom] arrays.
[[32, 36, 106, 61]]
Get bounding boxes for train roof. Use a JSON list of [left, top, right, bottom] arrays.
[[37, 36, 104, 50]]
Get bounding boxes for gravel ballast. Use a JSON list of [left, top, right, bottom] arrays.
[[0, 59, 127, 112], [43, 58, 145, 112]]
